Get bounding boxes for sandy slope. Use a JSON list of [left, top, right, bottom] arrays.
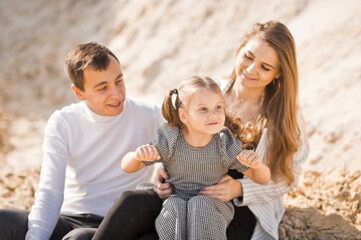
[[0, 0, 360, 238]]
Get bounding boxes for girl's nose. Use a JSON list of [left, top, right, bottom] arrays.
[[209, 110, 218, 119]]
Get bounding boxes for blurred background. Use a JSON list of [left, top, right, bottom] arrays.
[[0, 0, 360, 238]]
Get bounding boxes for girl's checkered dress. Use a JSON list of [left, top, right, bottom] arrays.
[[144, 124, 249, 240]]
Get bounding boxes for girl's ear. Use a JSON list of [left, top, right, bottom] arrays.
[[71, 84, 86, 101], [179, 108, 188, 125]]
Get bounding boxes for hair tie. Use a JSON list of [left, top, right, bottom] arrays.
[[171, 89, 178, 109]]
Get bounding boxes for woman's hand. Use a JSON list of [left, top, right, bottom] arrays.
[[199, 175, 243, 202], [153, 168, 173, 199]]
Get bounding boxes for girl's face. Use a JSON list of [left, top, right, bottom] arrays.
[[179, 89, 225, 136], [235, 37, 280, 90]]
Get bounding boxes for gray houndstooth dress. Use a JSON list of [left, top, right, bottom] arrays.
[[144, 123, 249, 240]]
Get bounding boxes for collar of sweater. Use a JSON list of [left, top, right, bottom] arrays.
[[81, 99, 128, 123]]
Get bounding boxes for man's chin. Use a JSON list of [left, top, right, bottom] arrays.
[[105, 104, 124, 116]]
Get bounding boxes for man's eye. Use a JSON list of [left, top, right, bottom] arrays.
[[98, 86, 107, 91]]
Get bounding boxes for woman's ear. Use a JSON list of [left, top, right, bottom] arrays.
[[179, 108, 188, 125], [71, 84, 86, 101], [275, 72, 281, 79]]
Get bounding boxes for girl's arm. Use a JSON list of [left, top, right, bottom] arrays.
[[122, 144, 160, 173], [237, 150, 271, 184]]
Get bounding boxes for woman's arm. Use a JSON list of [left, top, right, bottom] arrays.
[[201, 111, 309, 204], [234, 112, 309, 206]]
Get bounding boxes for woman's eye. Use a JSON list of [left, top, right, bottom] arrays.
[[262, 65, 270, 71], [200, 107, 207, 111], [244, 54, 252, 60], [216, 105, 223, 110]]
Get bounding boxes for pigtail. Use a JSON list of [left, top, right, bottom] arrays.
[[162, 89, 183, 128]]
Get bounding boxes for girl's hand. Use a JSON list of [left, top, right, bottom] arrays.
[[135, 144, 160, 161], [199, 175, 242, 202], [153, 168, 173, 199], [236, 150, 262, 169]]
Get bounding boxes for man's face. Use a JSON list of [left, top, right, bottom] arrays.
[[72, 56, 126, 116]]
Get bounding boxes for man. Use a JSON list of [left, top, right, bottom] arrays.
[[0, 42, 164, 239]]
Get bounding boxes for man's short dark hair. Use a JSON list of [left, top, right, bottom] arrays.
[[65, 42, 119, 90]]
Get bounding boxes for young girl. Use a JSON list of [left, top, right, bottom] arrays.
[[122, 76, 270, 240]]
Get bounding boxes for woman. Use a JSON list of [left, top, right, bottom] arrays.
[[92, 20, 309, 240]]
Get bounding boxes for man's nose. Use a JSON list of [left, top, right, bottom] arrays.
[[109, 85, 121, 98]]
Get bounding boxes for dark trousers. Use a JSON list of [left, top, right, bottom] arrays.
[[0, 209, 102, 240], [92, 190, 162, 240], [92, 190, 256, 240]]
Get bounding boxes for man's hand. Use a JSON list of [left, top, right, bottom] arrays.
[[153, 168, 172, 199]]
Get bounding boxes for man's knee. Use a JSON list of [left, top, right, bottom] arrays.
[[62, 228, 96, 240], [0, 209, 29, 226], [0, 209, 29, 239], [114, 190, 161, 213]]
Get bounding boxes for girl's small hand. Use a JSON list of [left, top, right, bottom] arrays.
[[236, 150, 261, 169], [135, 144, 160, 161]]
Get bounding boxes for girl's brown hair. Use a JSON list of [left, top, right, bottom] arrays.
[[228, 21, 300, 185], [162, 76, 222, 128]]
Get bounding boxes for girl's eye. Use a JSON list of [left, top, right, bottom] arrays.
[[200, 107, 207, 111], [216, 105, 223, 110]]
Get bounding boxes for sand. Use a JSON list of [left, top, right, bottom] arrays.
[[1, 0, 361, 238]]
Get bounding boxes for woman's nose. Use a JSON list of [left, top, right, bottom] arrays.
[[246, 62, 257, 73]]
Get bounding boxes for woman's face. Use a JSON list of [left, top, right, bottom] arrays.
[[235, 37, 280, 90]]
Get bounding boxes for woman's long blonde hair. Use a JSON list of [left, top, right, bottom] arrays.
[[228, 21, 300, 185]]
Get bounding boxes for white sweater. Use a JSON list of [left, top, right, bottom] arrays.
[[217, 79, 309, 240], [26, 98, 164, 240]]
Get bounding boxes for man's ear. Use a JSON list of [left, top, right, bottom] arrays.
[[179, 108, 188, 125], [71, 84, 86, 101]]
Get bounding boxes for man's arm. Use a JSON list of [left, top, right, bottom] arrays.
[[26, 112, 69, 240]]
